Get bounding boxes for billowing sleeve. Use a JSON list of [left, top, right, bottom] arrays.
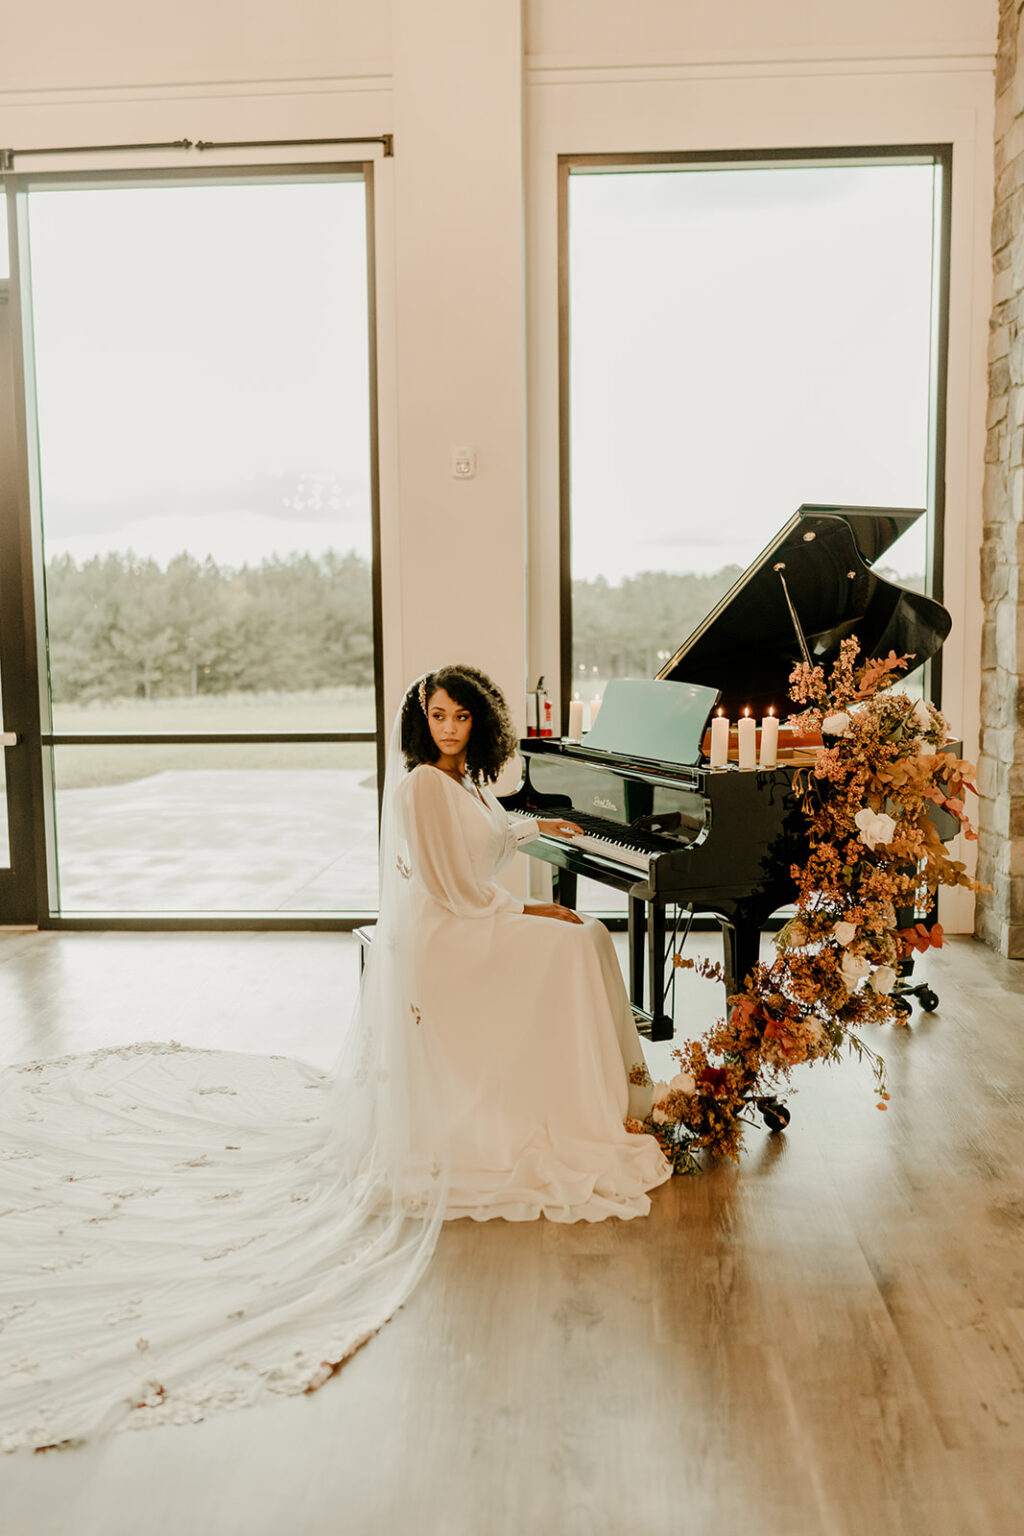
[[507, 816, 540, 847], [397, 767, 525, 918], [495, 812, 539, 869]]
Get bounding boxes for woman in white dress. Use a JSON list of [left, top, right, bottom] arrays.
[[394, 664, 669, 1220], [0, 666, 669, 1452]]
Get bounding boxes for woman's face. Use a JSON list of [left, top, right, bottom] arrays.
[[426, 688, 473, 762]]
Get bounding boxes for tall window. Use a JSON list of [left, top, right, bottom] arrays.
[[13, 171, 380, 917], [564, 153, 947, 704]]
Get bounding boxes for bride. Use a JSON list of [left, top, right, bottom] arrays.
[[0, 664, 669, 1452]]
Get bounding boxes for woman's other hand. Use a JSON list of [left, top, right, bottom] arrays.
[[536, 819, 583, 840], [522, 902, 584, 924]]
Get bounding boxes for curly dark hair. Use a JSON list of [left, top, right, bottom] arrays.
[[400, 664, 519, 783]]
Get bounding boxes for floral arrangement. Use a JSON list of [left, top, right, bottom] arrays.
[[626, 638, 983, 1175]]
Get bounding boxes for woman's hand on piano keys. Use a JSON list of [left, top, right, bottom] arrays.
[[522, 902, 584, 925], [536, 819, 583, 840]]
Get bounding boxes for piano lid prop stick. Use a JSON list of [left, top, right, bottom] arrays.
[[738, 710, 757, 771], [772, 561, 812, 669], [759, 710, 779, 769], [710, 710, 729, 769], [567, 700, 584, 742]]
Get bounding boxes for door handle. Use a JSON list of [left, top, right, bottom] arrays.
[[0, 732, 18, 746]]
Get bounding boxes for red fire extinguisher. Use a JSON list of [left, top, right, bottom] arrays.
[[536, 676, 553, 738]]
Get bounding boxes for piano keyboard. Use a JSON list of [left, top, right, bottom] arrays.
[[508, 810, 652, 873]]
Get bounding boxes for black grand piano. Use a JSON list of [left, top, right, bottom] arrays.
[[502, 505, 952, 1040]]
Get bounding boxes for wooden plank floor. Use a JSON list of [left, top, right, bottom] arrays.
[[0, 930, 1021, 1536]]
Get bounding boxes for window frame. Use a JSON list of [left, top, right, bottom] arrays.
[[557, 144, 954, 727], [1, 160, 386, 927]]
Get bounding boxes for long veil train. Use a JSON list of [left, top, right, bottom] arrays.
[[0, 707, 447, 1451]]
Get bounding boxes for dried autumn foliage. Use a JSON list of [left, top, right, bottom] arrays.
[[630, 639, 984, 1173]]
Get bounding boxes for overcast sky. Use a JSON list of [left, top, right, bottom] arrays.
[[8, 161, 937, 584], [569, 162, 937, 583], [22, 179, 374, 569]]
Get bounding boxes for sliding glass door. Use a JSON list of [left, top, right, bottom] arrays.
[[2, 167, 383, 921]]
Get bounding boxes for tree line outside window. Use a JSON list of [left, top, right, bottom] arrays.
[[44, 550, 375, 704], [45, 550, 921, 708]]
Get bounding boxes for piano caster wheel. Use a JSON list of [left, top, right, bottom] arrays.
[[892, 994, 913, 1017], [756, 1096, 790, 1133], [919, 988, 939, 1013]]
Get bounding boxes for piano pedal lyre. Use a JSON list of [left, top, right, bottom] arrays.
[[630, 1004, 674, 1042], [638, 902, 694, 1042], [630, 1005, 655, 1040]]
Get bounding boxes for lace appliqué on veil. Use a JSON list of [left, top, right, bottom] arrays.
[[0, 1038, 425, 1454]]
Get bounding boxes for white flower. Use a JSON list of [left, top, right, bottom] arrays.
[[822, 711, 851, 736], [912, 697, 933, 731], [669, 1072, 696, 1096], [916, 738, 934, 756], [651, 1106, 673, 1125], [840, 951, 872, 989], [869, 965, 898, 995], [854, 808, 897, 850], [833, 921, 857, 947], [800, 1015, 827, 1046], [651, 1080, 670, 1106]]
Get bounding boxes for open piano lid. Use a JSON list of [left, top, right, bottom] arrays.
[[655, 504, 951, 721]]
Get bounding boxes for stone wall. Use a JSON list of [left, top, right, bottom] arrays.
[[979, 0, 1024, 958]]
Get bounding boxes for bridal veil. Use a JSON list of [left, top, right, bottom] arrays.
[[0, 699, 446, 1450]]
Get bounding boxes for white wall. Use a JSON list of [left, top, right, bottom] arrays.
[[0, 2, 391, 91], [0, 0, 999, 923], [526, 0, 995, 61], [390, 0, 526, 719]]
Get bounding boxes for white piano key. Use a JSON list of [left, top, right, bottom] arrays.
[[507, 811, 651, 873]]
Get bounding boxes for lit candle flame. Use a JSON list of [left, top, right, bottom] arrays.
[[743, 706, 750, 718], [716, 707, 723, 717]]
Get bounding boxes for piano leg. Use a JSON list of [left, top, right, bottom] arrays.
[[552, 868, 578, 910], [718, 916, 762, 1000], [646, 901, 674, 1042], [628, 897, 646, 1011]]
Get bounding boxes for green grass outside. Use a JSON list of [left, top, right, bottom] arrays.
[[49, 688, 378, 790]]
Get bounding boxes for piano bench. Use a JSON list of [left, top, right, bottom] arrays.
[[354, 924, 376, 974]]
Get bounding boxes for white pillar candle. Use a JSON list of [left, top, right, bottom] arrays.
[[589, 695, 602, 727], [759, 711, 779, 769], [737, 711, 757, 770], [710, 711, 729, 769], [567, 700, 584, 741]]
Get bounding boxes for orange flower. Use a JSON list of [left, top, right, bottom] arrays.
[[657, 638, 980, 1173]]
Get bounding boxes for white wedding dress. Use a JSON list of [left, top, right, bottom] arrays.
[[0, 725, 669, 1453]]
